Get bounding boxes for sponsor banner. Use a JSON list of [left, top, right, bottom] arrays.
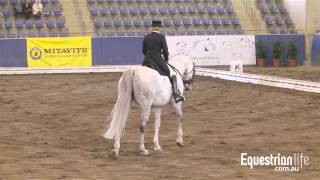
[[27, 37, 92, 68], [166, 35, 256, 66]]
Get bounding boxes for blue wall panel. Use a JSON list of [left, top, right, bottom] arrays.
[[255, 35, 305, 66], [311, 35, 320, 66], [0, 39, 27, 67], [92, 37, 144, 65]]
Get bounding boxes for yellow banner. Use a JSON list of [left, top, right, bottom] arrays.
[[27, 37, 92, 67]]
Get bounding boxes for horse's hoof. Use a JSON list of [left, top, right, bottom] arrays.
[[140, 149, 149, 156], [176, 141, 184, 147], [110, 150, 119, 160], [154, 147, 163, 152]]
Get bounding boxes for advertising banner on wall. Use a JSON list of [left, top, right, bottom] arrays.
[[27, 37, 92, 68], [166, 35, 256, 66]]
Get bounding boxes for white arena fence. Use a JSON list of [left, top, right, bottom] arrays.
[[1, 66, 320, 94]]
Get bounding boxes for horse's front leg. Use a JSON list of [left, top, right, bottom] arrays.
[[153, 107, 163, 151], [172, 102, 184, 146]]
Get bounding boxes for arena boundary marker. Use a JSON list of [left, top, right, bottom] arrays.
[[1, 66, 320, 94]]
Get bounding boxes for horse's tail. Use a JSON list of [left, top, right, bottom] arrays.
[[102, 69, 134, 140]]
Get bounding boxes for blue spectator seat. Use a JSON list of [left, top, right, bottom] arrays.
[[163, 18, 171, 27], [123, 18, 132, 28], [274, 16, 282, 25], [169, 7, 177, 15], [217, 6, 225, 15], [133, 18, 142, 27], [90, 6, 99, 16], [46, 19, 55, 30], [222, 17, 231, 26], [177, 6, 187, 14], [173, 18, 181, 27], [264, 16, 273, 26], [231, 17, 240, 26], [109, 7, 118, 16], [35, 19, 44, 30], [284, 16, 292, 25], [4, 19, 13, 29], [113, 18, 122, 28], [96, 0, 105, 3], [53, 7, 63, 17], [2, 7, 11, 18], [143, 18, 152, 27], [100, 7, 109, 16], [56, 18, 65, 30], [279, 6, 288, 14], [226, 5, 234, 15], [202, 17, 211, 26], [197, 6, 206, 14], [127, 0, 136, 3], [103, 18, 112, 28], [25, 19, 34, 29], [139, 7, 148, 15], [129, 7, 138, 15], [212, 17, 221, 26], [149, 7, 158, 15], [192, 17, 201, 26], [93, 18, 102, 29], [207, 6, 216, 15], [187, 7, 196, 14], [269, 4, 279, 14], [182, 17, 191, 27], [159, 7, 168, 15], [15, 19, 24, 29], [119, 7, 128, 15]]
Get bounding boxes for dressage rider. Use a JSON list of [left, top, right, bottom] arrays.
[[142, 20, 185, 103]]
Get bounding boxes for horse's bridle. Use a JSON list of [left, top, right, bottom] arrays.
[[168, 62, 196, 90], [182, 62, 196, 88]]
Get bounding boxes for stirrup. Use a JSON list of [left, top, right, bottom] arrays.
[[174, 95, 186, 103]]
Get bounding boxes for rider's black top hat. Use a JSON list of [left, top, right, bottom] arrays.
[[151, 20, 162, 27]]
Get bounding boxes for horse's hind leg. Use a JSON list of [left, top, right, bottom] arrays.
[[139, 105, 151, 155], [153, 107, 163, 151]]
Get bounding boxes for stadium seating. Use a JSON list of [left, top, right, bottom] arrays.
[[256, 0, 297, 34], [0, 0, 68, 38], [86, 0, 243, 36]]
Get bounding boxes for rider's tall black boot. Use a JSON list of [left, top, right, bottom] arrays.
[[171, 75, 185, 103]]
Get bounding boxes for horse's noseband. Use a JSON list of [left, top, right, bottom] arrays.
[[183, 62, 195, 90]]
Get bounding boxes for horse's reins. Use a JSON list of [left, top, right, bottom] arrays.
[[167, 62, 196, 86]]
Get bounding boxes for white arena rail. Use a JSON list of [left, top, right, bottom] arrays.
[[1, 66, 320, 94], [196, 68, 320, 94]]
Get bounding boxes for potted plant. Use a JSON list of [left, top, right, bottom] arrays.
[[272, 41, 282, 67], [288, 41, 298, 67], [256, 40, 266, 67]]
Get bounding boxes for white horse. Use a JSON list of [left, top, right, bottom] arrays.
[[102, 54, 195, 158]]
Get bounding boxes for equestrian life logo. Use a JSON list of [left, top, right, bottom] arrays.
[[30, 47, 42, 60], [241, 153, 310, 172]]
